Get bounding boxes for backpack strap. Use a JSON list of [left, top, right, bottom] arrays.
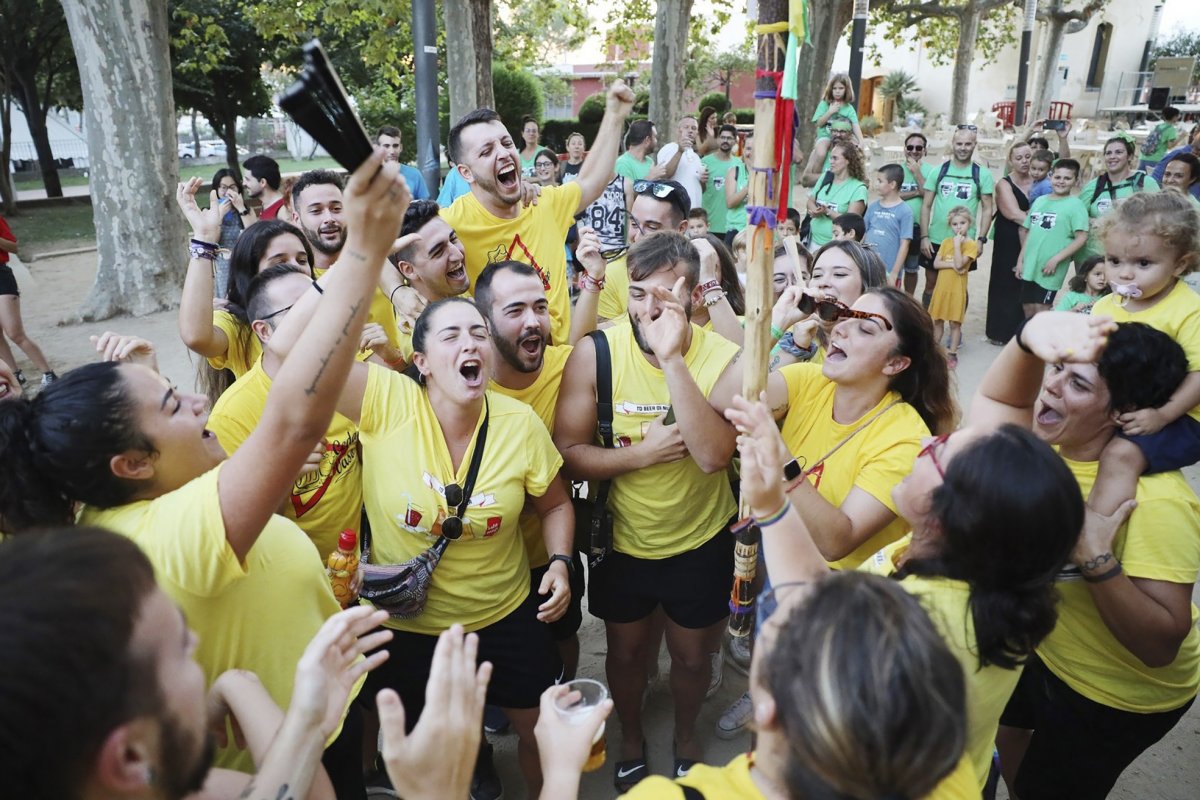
[[971, 162, 982, 198], [816, 169, 835, 196], [1090, 172, 1113, 205], [588, 331, 614, 509]]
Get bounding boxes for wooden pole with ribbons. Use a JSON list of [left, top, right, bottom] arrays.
[[728, 0, 797, 639]]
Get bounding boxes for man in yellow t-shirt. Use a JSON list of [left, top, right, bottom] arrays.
[[979, 318, 1200, 799], [209, 265, 362, 561], [441, 81, 634, 344], [292, 169, 403, 355], [474, 259, 584, 680], [555, 231, 741, 785], [597, 179, 691, 322]]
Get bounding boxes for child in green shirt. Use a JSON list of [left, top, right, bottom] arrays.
[[1053, 255, 1108, 313], [1016, 158, 1090, 315]]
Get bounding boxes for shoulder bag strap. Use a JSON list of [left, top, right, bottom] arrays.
[[456, 398, 490, 517], [590, 331, 614, 506], [801, 400, 902, 479]]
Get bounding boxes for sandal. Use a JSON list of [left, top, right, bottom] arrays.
[[614, 746, 648, 793]]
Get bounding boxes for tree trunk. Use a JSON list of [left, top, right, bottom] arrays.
[[649, 0, 693, 145], [60, 0, 185, 320], [0, 90, 16, 214], [470, 0, 494, 110], [12, 74, 63, 197], [246, 116, 258, 155], [949, 10, 980, 123], [221, 121, 239, 172], [1032, 15, 1068, 121], [793, 1, 855, 158], [191, 108, 200, 158]]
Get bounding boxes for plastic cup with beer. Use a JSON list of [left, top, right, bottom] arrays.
[[554, 678, 609, 772]]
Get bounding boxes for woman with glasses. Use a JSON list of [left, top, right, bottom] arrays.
[[177, 178, 316, 404], [1076, 135, 1161, 266], [519, 116, 542, 178], [210, 168, 256, 298], [806, 142, 868, 249], [721, 348, 1086, 791], [537, 571, 978, 800], [0, 153, 409, 789], [268, 295, 575, 796], [532, 148, 561, 188], [987, 140, 1036, 345]]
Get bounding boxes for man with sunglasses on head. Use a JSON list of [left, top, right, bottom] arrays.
[[555, 230, 743, 792], [596, 179, 691, 322], [919, 125, 995, 309], [441, 81, 635, 346]]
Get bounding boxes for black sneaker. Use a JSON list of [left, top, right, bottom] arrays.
[[483, 704, 511, 735], [470, 740, 503, 800]]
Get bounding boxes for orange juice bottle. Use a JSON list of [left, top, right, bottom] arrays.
[[326, 529, 359, 608]]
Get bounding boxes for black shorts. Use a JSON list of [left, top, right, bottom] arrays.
[[363, 588, 562, 726], [530, 551, 585, 641], [588, 524, 734, 628], [906, 223, 931, 273], [1122, 413, 1200, 474], [999, 654, 1195, 799], [1019, 280, 1057, 306], [0, 264, 19, 297]]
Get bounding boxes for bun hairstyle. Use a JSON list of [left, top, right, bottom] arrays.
[[765, 572, 965, 799], [0, 362, 154, 532]]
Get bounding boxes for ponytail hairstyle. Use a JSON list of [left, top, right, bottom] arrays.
[[199, 220, 315, 405], [897, 424, 1084, 669], [765, 572, 965, 799], [401, 297, 483, 386], [0, 362, 154, 532], [700, 233, 746, 315], [871, 288, 960, 434]]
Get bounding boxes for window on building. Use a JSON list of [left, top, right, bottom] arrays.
[[1086, 22, 1113, 90]]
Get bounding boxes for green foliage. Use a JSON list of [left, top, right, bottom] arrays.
[[860, 115, 883, 135], [732, 108, 754, 124], [1151, 31, 1200, 83], [493, 63, 544, 135], [697, 92, 730, 114], [870, 1, 1019, 69], [171, 0, 272, 159], [578, 92, 607, 124], [878, 69, 919, 101], [689, 46, 755, 98], [540, 118, 601, 152], [493, 0, 591, 68], [896, 96, 929, 119], [633, 88, 651, 115]]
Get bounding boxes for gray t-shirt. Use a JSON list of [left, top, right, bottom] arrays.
[[864, 200, 914, 271]]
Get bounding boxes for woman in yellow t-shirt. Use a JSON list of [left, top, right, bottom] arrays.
[[297, 297, 574, 795], [724, 380, 1085, 791], [0, 155, 409, 787], [536, 572, 972, 800], [176, 178, 315, 403]]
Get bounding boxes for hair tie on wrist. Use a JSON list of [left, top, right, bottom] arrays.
[[755, 500, 792, 528], [1013, 317, 1035, 355]]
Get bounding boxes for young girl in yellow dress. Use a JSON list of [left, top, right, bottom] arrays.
[[928, 206, 977, 369]]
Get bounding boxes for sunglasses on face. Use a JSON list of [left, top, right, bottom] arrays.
[[905, 144, 925, 152], [919, 433, 950, 477], [797, 295, 893, 330]]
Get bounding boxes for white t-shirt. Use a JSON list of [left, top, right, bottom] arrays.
[[657, 142, 704, 209]]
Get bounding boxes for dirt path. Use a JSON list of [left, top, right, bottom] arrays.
[[9, 248, 1200, 800]]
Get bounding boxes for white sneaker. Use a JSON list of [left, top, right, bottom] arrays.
[[715, 690, 753, 739], [727, 634, 752, 675], [706, 649, 723, 699]]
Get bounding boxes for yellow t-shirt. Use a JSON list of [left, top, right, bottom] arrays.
[[863, 536, 1021, 789], [314, 268, 403, 358], [597, 255, 630, 321], [358, 367, 563, 633], [208, 358, 363, 561], [1092, 280, 1200, 421], [442, 182, 582, 345], [600, 322, 739, 558], [1037, 457, 1200, 712], [207, 310, 261, 378], [488, 344, 573, 568], [77, 466, 346, 771], [625, 751, 977, 800], [779, 363, 927, 569]]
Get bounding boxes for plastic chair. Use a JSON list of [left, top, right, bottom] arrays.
[[992, 101, 1016, 128], [1048, 101, 1073, 120]]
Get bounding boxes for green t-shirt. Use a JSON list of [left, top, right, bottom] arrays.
[[901, 162, 935, 235], [700, 154, 741, 234], [1055, 291, 1098, 313], [1076, 171, 1160, 264], [1022, 194, 1090, 291], [923, 161, 996, 243], [725, 160, 750, 231], [615, 152, 654, 182], [520, 153, 538, 178], [812, 100, 859, 139], [810, 177, 868, 248], [1144, 123, 1178, 163]]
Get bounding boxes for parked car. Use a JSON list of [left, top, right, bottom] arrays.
[[178, 142, 221, 159]]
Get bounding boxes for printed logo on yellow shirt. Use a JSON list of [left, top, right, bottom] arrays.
[[390, 473, 501, 541], [291, 434, 360, 518], [487, 234, 551, 291], [615, 401, 671, 416]]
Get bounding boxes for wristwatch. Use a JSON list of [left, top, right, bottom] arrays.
[[977, 236, 988, 244], [549, 553, 575, 575], [783, 458, 803, 482], [239, 208, 251, 216]]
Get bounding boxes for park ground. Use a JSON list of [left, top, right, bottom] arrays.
[[4, 174, 1199, 800]]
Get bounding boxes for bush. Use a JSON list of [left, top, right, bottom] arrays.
[[633, 89, 650, 115], [698, 92, 731, 114], [732, 108, 754, 124], [540, 119, 601, 153], [579, 92, 606, 124], [860, 115, 883, 136], [493, 63, 544, 139]]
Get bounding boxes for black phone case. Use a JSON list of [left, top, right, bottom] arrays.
[[277, 40, 373, 173]]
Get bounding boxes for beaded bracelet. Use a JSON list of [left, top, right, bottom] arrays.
[[755, 499, 792, 528], [696, 278, 721, 295], [703, 290, 726, 307], [188, 239, 218, 262], [579, 272, 605, 293]]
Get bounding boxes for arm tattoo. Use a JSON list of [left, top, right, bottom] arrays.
[[343, 249, 369, 262], [1080, 552, 1116, 573], [304, 298, 365, 396]]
